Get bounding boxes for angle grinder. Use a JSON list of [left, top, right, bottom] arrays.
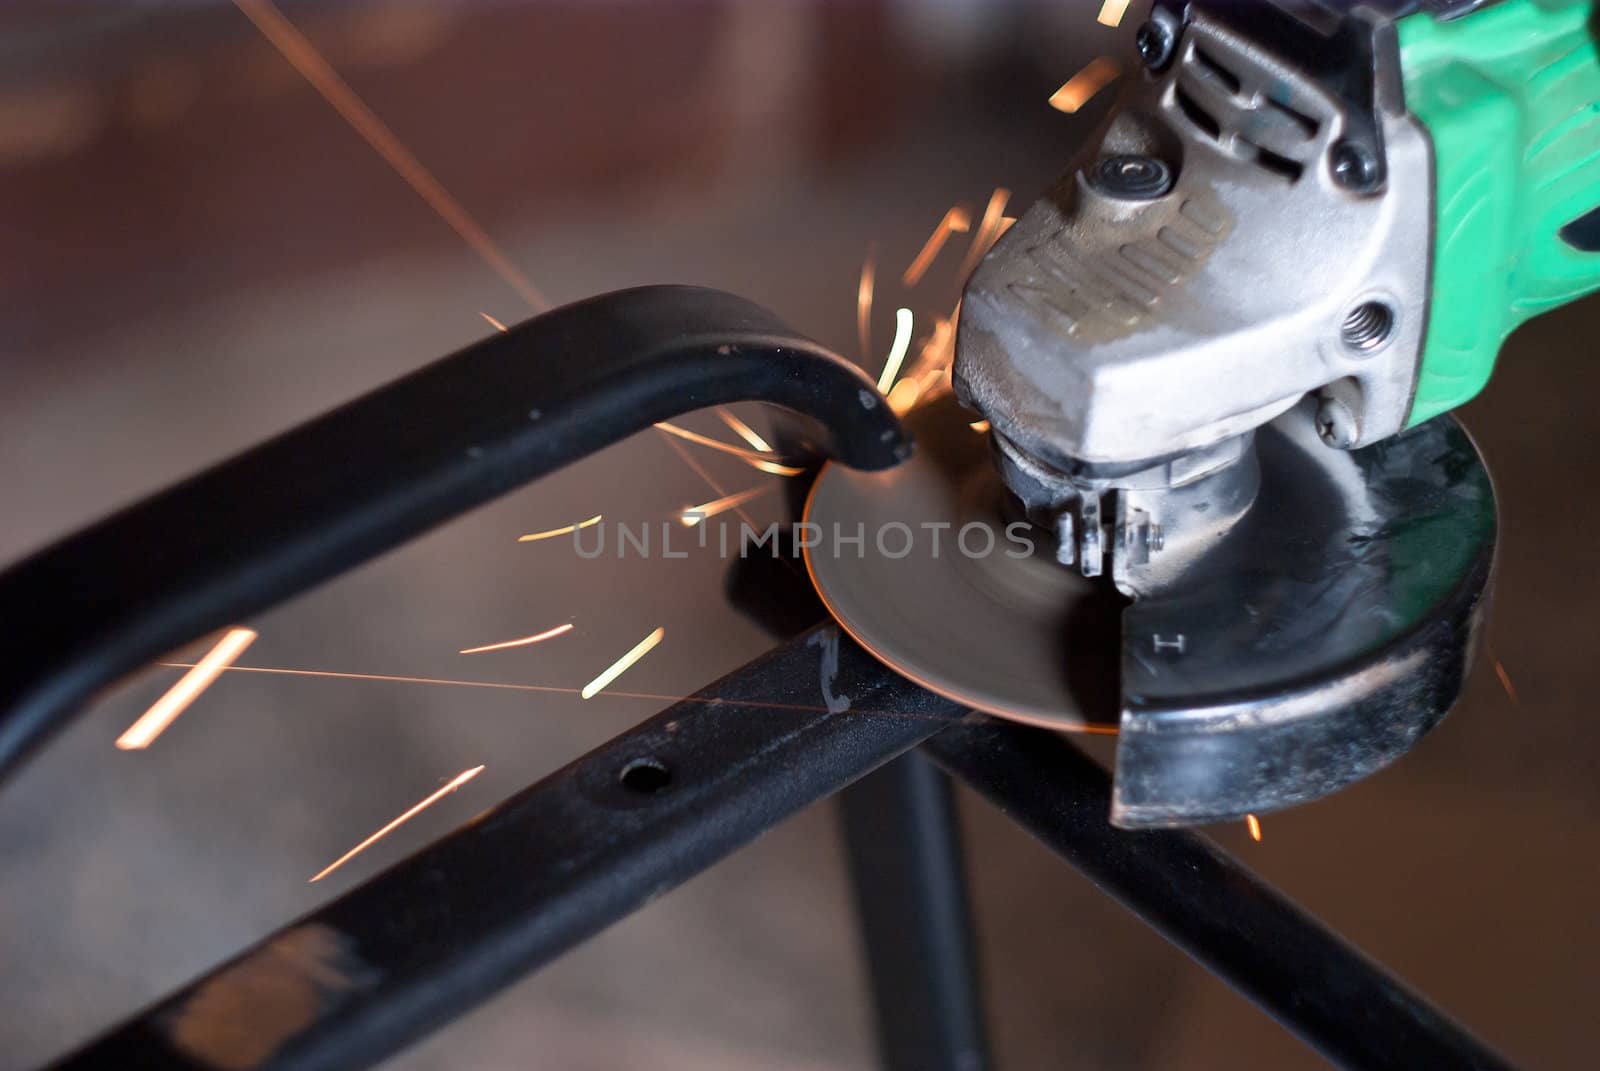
[[807, 0, 1600, 826]]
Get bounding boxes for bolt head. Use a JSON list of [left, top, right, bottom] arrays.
[[1089, 154, 1173, 200], [1330, 141, 1378, 191], [1135, 20, 1174, 67], [1316, 398, 1357, 449]]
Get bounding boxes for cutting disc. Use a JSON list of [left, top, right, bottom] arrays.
[[803, 395, 1121, 733], [805, 393, 1498, 826]]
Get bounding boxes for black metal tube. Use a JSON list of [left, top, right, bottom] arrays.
[[0, 286, 909, 783], [840, 753, 991, 1071], [47, 626, 963, 1071], [922, 720, 1516, 1071]]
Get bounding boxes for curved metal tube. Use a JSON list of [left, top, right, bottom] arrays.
[[0, 285, 909, 782]]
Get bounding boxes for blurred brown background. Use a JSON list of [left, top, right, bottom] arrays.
[[0, 2, 1595, 1069]]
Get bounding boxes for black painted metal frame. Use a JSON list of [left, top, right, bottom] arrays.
[[5, 289, 1515, 1070]]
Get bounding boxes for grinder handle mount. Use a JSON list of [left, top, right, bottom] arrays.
[[1399, 0, 1600, 425], [0, 285, 908, 786]]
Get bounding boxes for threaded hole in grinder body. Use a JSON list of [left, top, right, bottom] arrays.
[[1341, 302, 1394, 351]]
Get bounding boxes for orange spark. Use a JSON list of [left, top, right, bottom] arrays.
[[970, 420, 991, 433], [458, 623, 574, 655], [681, 486, 769, 526], [1246, 814, 1262, 842], [748, 458, 807, 478], [1049, 57, 1121, 114], [877, 308, 914, 393], [958, 188, 1012, 282], [887, 379, 921, 415], [716, 408, 772, 453], [901, 205, 972, 288], [887, 364, 950, 416], [997, 216, 1017, 237], [582, 628, 665, 700], [919, 316, 955, 369], [1097, 0, 1131, 27], [309, 765, 485, 882], [857, 250, 876, 363], [480, 311, 508, 333], [518, 514, 601, 543], [655, 421, 772, 462], [117, 628, 257, 750], [1493, 659, 1520, 705], [231, 0, 547, 310], [654, 421, 803, 478]]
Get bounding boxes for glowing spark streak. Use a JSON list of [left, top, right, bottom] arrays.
[[159, 661, 1119, 729], [654, 421, 802, 478], [887, 379, 922, 415], [655, 430, 762, 531], [309, 765, 485, 882], [919, 316, 954, 369], [117, 629, 257, 750], [716, 408, 773, 453], [518, 514, 601, 543], [857, 250, 876, 363], [901, 205, 972, 288], [681, 487, 769, 526], [233, 1, 734, 522], [458, 623, 574, 655], [749, 459, 807, 477], [582, 628, 665, 700], [1494, 659, 1520, 705], [231, 0, 547, 311], [970, 420, 991, 433], [877, 308, 914, 393], [998, 216, 1017, 237], [1246, 814, 1263, 842], [1049, 57, 1121, 114], [958, 188, 1012, 282], [1097, 0, 1130, 28], [655, 421, 773, 463], [480, 311, 508, 333]]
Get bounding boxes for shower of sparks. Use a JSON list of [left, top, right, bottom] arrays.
[[458, 623, 574, 655], [901, 205, 972, 288], [309, 765, 485, 883], [1097, 0, 1131, 27], [158, 661, 1120, 728], [716, 408, 773, 453], [1246, 814, 1263, 842], [857, 250, 877, 363], [957, 188, 1012, 282], [877, 308, 915, 393], [680, 486, 769, 526], [655, 421, 803, 478], [518, 514, 602, 543], [970, 420, 991, 433], [1049, 57, 1121, 114], [656, 430, 761, 531], [581, 628, 665, 700], [117, 628, 257, 750], [480, 311, 508, 332], [231, 0, 547, 310], [655, 421, 770, 461]]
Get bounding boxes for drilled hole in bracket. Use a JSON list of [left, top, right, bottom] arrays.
[[619, 757, 672, 794]]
